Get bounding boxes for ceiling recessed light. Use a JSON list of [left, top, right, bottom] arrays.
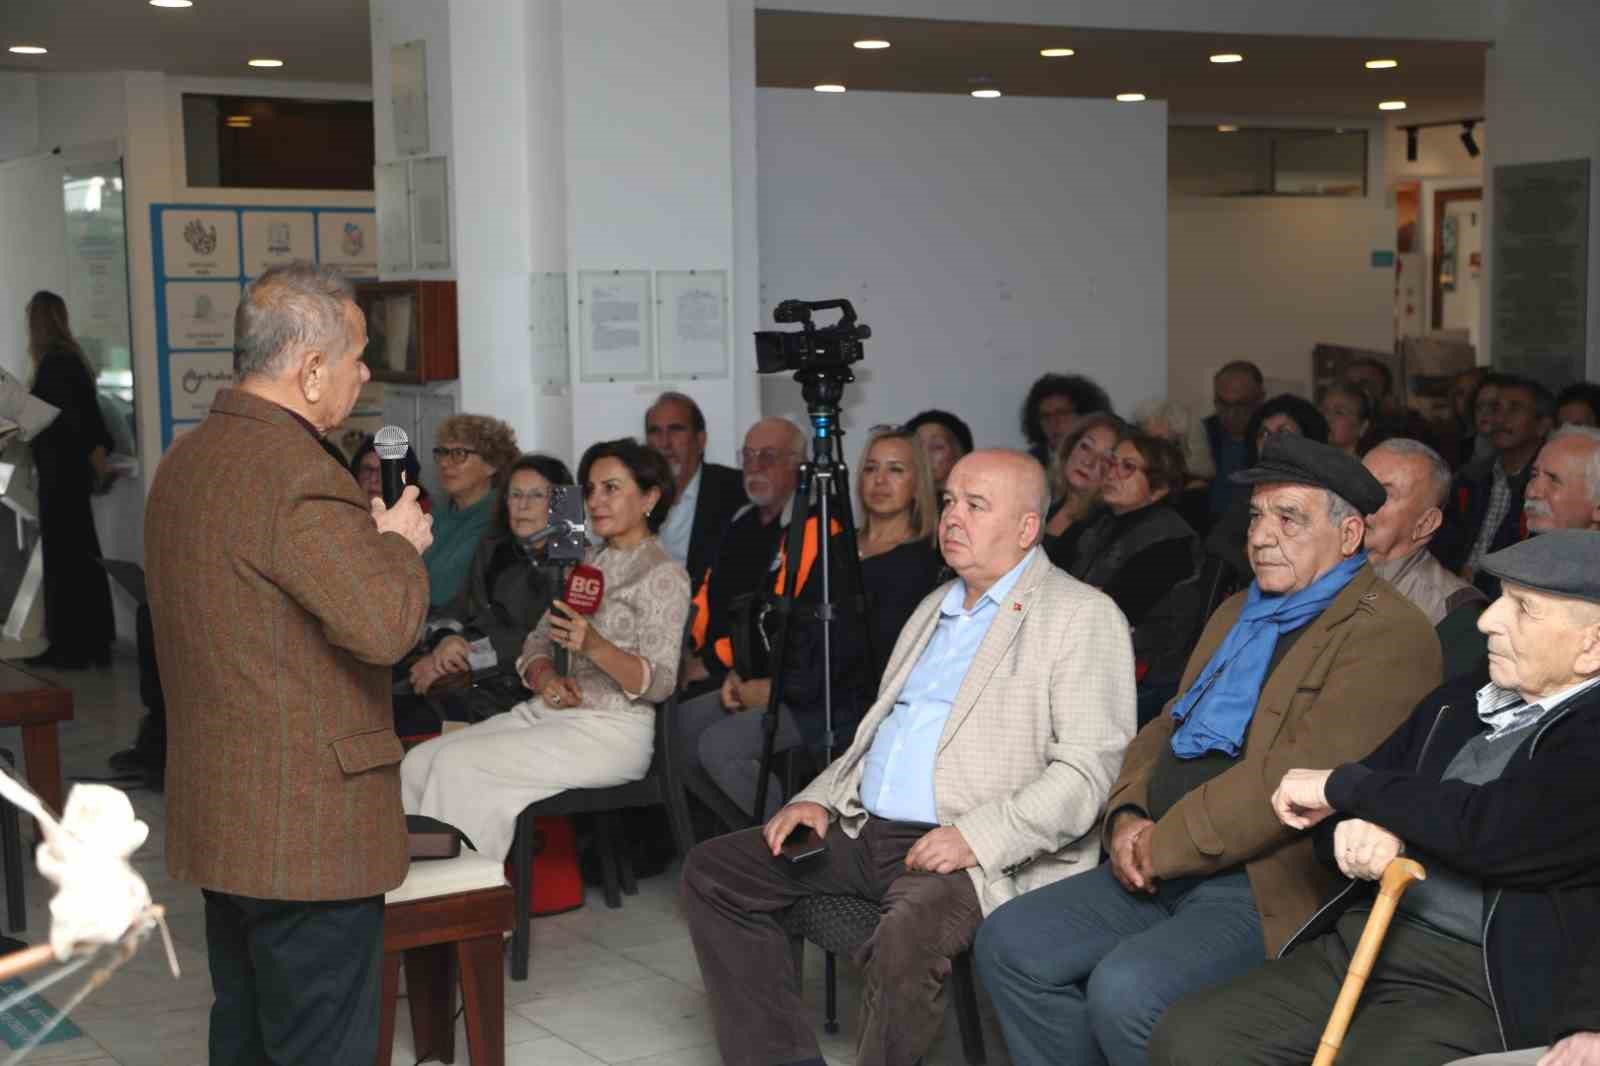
[[853, 39, 890, 50], [1366, 58, 1399, 69], [971, 89, 1002, 99], [1116, 92, 1146, 102], [1039, 47, 1075, 58], [7, 45, 47, 55], [150, 0, 194, 7], [1209, 53, 1244, 64], [1378, 100, 1408, 111], [1217, 124, 1239, 132], [247, 58, 284, 68], [813, 83, 846, 93], [225, 116, 252, 127]]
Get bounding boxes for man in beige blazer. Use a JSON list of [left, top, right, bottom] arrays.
[[683, 449, 1136, 1066], [146, 262, 432, 1066]]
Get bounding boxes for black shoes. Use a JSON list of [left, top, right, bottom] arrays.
[[21, 646, 111, 671]]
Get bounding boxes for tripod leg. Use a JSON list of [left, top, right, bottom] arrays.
[[753, 462, 815, 827]]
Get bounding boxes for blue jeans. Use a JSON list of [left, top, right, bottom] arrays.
[[974, 863, 1265, 1066]]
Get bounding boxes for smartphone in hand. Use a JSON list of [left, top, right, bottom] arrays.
[[779, 829, 828, 865]]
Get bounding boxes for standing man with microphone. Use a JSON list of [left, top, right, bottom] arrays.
[[146, 262, 433, 1066]]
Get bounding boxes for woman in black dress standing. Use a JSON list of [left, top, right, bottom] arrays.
[[24, 291, 115, 669]]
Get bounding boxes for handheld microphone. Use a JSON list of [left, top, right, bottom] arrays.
[[373, 425, 410, 507], [554, 563, 605, 677]]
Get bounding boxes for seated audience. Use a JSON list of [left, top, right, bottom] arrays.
[[1555, 381, 1600, 427], [1204, 360, 1266, 522], [1042, 412, 1124, 562], [1434, 375, 1554, 595], [1448, 366, 1489, 469], [1021, 372, 1113, 468], [645, 391, 747, 588], [975, 434, 1441, 1066], [1063, 431, 1198, 628], [1468, 375, 1505, 465], [1525, 425, 1600, 533], [401, 438, 689, 862], [1344, 354, 1438, 454], [904, 408, 974, 492], [679, 428, 938, 826], [400, 454, 574, 730], [1321, 381, 1373, 456], [1363, 439, 1488, 680], [684, 450, 1135, 1066], [423, 414, 520, 607], [349, 434, 431, 511], [1205, 393, 1329, 581], [1135, 398, 1213, 532], [1151, 530, 1600, 1066]]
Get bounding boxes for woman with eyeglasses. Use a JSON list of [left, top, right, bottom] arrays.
[[399, 454, 575, 732], [1042, 412, 1126, 568], [423, 414, 521, 607], [349, 435, 431, 513], [401, 438, 691, 863], [1061, 432, 1199, 626]]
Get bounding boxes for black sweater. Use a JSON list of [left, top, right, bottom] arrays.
[[1290, 669, 1600, 1049]]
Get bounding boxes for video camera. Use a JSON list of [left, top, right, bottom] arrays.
[[754, 299, 870, 377]]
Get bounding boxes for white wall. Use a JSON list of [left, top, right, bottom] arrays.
[[1481, 0, 1600, 379], [757, 88, 1167, 464], [0, 154, 69, 379], [1168, 197, 1395, 406], [0, 74, 39, 163]]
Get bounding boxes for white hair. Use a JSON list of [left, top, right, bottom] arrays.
[[1369, 437, 1452, 508], [1325, 490, 1358, 525], [1134, 397, 1214, 479], [1550, 424, 1600, 502]]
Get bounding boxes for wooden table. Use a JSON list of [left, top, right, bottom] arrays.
[[0, 662, 74, 816]]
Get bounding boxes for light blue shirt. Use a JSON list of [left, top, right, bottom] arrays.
[[859, 548, 1037, 824]]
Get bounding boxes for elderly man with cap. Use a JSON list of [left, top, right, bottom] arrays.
[[1363, 438, 1489, 681], [976, 434, 1441, 1066], [1524, 424, 1600, 534], [1150, 529, 1600, 1066]]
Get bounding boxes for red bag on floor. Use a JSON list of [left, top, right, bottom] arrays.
[[505, 815, 585, 916]]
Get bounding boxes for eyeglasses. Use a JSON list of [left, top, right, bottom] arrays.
[[432, 446, 480, 464], [1106, 456, 1147, 479], [738, 447, 795, 469], [507, 489, 549, 505]]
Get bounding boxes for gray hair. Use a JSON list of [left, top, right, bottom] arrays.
[[1369, 437, 1452, 508], [1549, 424, 1600, 502], [1325, 490, 1358, 525], [234, 261, 356, 381], [647, 391, 706, 433]]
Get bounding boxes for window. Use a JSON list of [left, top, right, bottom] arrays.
[[183, 94, 375, 191], [1170, 127, 1368, 198]]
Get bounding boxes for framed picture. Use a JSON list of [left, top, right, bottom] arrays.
[[355, 281, 420, 383]]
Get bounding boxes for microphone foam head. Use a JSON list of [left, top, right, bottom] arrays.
[[373, 425, 410, 461]]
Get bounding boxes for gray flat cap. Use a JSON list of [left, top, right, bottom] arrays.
[[1229, 432, 1387, 516], [1481, 530, 1600, 603]]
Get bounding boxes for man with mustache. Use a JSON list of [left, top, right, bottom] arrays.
[[1523, 425, 1600, 535], [976, 433, 1440, 1066], [684, 449, 1134, 1066]]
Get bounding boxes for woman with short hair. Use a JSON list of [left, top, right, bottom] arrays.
[[423, 413, 521, 606], [401, 437, 691, 862]]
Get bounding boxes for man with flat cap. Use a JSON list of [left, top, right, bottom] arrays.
[[978, 433, 1442, 1066], [1151, 529, 1600, 1066]]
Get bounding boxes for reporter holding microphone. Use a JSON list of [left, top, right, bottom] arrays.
[[402, 437, 690, 864], [145, 263, 433, 1066]]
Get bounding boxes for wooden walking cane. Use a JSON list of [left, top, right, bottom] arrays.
[[1310, 857, 1427, 1066]]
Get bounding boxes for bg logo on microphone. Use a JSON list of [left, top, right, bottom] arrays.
[[570, 576, 601, 601]]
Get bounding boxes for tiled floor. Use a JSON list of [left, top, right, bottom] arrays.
[[0, 647, 1011, 1066]]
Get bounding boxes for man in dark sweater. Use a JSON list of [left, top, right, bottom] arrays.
[[1152, 529, 1600, 1066]]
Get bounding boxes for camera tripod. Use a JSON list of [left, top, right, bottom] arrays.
[[750, 370, 876, 825]]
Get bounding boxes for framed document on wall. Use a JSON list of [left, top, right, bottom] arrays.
[[656, 270, 729, 380], [578, 270, 652, 382]]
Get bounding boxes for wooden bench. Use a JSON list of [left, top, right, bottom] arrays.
[[0, 662, 73, 816]]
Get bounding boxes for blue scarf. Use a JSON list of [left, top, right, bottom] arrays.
[[1169, 553, 1368, 759]]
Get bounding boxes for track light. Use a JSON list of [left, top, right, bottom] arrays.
[[1405, 127, 1418, 163], [1460, 121, 1480, 158]]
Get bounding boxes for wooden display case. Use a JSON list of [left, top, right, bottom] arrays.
[[354, 280, 458, 383]]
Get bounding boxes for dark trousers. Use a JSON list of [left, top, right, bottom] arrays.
[[1148, 911, 1502, 1066], [682, 818, 982, 1066], [203, 890, 385, 1066], [975, 863, 1264, 1066], [37, 481, 113, 658]]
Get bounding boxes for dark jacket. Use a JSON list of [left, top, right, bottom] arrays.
[[685, 462, 748, 592], [443, 532, 561, 671], [1286, 670, 1600, 1050], [1431, 456, 1533, 589], [1064, 503, 1199, 626]]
